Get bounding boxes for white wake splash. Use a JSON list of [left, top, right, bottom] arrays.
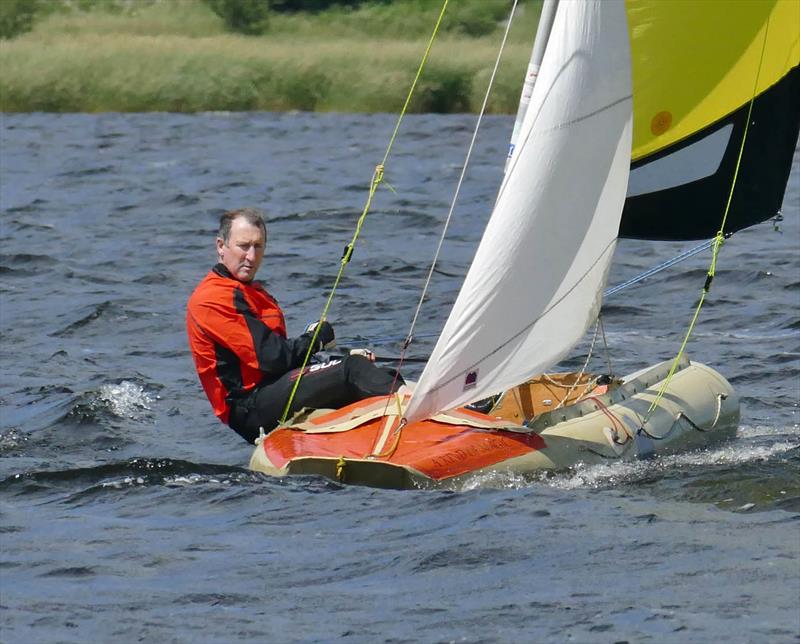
[[95, 381, 154, 420]]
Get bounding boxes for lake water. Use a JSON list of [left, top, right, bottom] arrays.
[[1, 112, 798, 642]]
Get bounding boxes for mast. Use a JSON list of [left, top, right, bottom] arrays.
[[505, 0, 559, 170]]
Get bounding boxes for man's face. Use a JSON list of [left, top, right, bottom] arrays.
[[216, 217, 265, 282]]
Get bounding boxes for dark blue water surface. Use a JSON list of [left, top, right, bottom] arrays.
[[1, 112, 798, 643]]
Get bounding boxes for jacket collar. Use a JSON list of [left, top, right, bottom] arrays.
[[212, 263, 235, 279], [212, 263, 263, 290]]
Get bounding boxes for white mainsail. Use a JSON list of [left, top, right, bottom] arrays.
[[404, 0, 633, 424]]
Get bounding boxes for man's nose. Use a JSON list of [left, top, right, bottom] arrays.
[[245, 246, 257, 261]]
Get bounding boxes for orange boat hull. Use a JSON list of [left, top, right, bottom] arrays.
[[259, 409, 546, 485]]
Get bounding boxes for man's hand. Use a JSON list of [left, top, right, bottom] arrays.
[[349, 348, 376, 362], [305, 320, 335, 351]]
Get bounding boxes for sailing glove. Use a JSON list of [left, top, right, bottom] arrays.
[[349, 348, 375, 362], [305, 320, 335, 351]]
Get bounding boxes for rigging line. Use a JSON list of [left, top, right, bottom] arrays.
[[553, 319, 600, 410], [279, 0, 451, 425], [585, 394, 631, 442], [598, 314, 613, 376], [603, 238, 715, 298], [642, 13, 772, 425], [383, 0, 521, 417], [402, 0, 520, 350]]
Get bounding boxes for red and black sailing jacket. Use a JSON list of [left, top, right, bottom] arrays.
[[186, 264, 317, 425]]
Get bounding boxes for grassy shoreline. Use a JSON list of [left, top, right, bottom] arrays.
[[0, 1, 540, 114]]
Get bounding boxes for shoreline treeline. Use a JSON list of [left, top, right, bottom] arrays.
[[0, 0, 542, 114]]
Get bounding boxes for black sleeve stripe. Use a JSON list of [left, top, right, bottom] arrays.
[[215, 343, 243, 398], [233, 287, 313, 378]]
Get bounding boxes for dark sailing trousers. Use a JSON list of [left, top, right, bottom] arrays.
[[228, 355, 404, 443]]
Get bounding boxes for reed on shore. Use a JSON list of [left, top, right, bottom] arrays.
[[0, 0, 541, 113]]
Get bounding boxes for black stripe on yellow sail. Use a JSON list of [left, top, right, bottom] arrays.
[[621, 64, 799, 240], [619, 0, 800, 241]]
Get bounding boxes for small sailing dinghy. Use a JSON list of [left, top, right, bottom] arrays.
[[250, 0, 800, 489]]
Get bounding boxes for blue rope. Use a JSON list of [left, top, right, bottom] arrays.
[[603, 238, 714, 298]]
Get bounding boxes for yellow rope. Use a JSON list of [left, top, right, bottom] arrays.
[[279, 0, 450, 424], [643, 16, 770, 423]]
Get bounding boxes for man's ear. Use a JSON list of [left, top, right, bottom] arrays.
[[216, 237, 224, 260]]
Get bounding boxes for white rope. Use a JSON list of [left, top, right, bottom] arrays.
[[552, 319, 601, 409], [599, 314, 613, 375], [402, 0, 520, 349]]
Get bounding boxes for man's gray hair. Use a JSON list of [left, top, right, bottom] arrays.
[[218, 208, 267, 243]]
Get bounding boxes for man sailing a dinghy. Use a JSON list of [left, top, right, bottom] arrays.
[[187, 208, 403, 443]]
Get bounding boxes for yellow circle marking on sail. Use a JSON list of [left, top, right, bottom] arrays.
[[627, 0, 799, 161], [650, 110, 672, 136]]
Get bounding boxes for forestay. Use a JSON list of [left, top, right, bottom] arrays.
[[404, 0, 633, 424]]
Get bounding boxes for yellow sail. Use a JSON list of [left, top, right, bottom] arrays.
[[627, 0, 800, 161], [619, 0, 799, 240]]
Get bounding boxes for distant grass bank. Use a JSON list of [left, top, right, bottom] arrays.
[[0, 0, 541, 114], [0, 34, 534, 113]]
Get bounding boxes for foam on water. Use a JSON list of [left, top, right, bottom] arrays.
[[99, 472, 253, 489], [737, 421, 800, 439], [66, 380, 158, 423], [457, 430, 799, 495], [0, 428, 28, 451], [101, 475, 148, 489], [545, 440, 798, 491], [93, 380, 154, 420], [459, 469, 532, 492]]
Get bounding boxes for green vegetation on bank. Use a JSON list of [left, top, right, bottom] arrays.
[[0, 0, 542, 113]]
